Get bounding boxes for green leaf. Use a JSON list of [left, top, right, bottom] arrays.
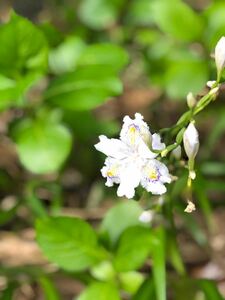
[[0, 73, 41, 111], [125, 0, 154, 26], [198, 279, 224, 300], [77, 282, 121, 300], [101, 201, 143, 245], [165, 60, 208, 99], [91, 261, 115, 281], [49, 36, 86, 74], [133, 277, 156, 300], [204, 2, 225, 48], [119, 271, 144, 294], [39, 276, 60, 300], [78, 0, 124, 30], [77, 43, 129, 72], [152, 0, 204, 42], [36, 216, 105, 271], [45, 65, 122, 110], [114, 226, 152, 272], [14, 117, 72, 174], [151, 228, 166, 300], [0, 12, 48, 76]]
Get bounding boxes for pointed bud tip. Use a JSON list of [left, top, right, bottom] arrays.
[[215, 36, 225, 79]]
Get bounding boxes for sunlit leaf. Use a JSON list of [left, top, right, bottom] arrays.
[[14, 117, 72, 174], [101, 201, 143, 245], [76, 282, 120, 300], [36, 217, 106, 271]]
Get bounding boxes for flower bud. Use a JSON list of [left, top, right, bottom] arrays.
[[215, 36, 225, 80], [183, 123, 199, 160], [184, 200, 196, 213], [186, 92, 196, 108], [209, 86, 219, 96], [206, 80, 216, 89]]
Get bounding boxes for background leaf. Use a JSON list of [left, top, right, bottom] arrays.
[[45, 65, 122, 110], [100, 201, 143, 245], [113, 226, 152, 272], [152, 0, 204, 42], [76, 282, 121, 300], [14, 116, 72, 174], [36, 216, 105, 271]]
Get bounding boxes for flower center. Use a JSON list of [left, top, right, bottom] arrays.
[[148, 168, 158, 180], [107, 165, 118, 178]]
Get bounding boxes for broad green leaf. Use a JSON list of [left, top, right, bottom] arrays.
[[78, 0, 124, 30], [0, 73, 41, 111], [77, 282, 121, 300], [152, 0, 204, 41], [14, 117, 72, 174], [49, 36, 86, 74], [204, 3, 225, 48], [101, 201, 143, 245], [114, 226, 152, 272], [125, 0, 154, 26], [165, 60, 208, 99], [0, 12, 48, 76], [36, 217, 105, 271], [45, 65, 122, 110], [77, 44, 129, 72], [119, 271, 144, 294]]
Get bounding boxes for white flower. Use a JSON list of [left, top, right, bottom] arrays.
[[183, 122, 199, 160], [215, 36, 225, 78], [141, 159, 171, 195], [95, 113, 170, 199], [139, 210, 154, 223]]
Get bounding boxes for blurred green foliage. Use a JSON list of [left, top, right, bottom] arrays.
[[0, 0, 224, 299]]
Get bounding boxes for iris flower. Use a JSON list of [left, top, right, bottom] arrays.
[[95, 113, 171, 199]]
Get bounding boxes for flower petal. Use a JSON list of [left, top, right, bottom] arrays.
[[117, 164, 141, 199], [95, 135, 128, 159], [101, 158, 121, 187], [183, 123, 199, 160], [215, 36, 225, 76], [152, 133, 165, 151], [137, 139, 157, 159], [144, 181, 167, 195], [141, 159, 171, 194], [120, 113, 152, 147]]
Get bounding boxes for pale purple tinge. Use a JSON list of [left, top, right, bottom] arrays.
[[95, 113, 171, 199]]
